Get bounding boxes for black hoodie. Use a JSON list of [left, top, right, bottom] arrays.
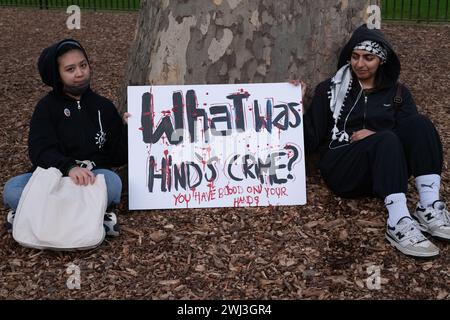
[[303, 25, 418, 155], [28, 39, 127, 175]]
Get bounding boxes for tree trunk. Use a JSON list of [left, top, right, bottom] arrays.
[[119, 0, 376, 176], [120, 0, 375, 112]]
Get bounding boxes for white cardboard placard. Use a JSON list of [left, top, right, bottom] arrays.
[[127, 83, 305, 210]]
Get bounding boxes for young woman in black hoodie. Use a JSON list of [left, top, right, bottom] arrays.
[[3, 39, 128, 237], [300, 25, 449, 258]]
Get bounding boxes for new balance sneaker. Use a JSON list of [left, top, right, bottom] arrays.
[[103, 212, 120, 237], [386, 216, 439, 258], [412, 200, 450, 241], [5, 210, 15, 233]]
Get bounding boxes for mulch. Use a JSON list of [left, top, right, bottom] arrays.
[[0, 8, 449, 300]]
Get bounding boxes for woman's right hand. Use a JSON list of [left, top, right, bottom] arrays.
[[350, 129, 376, 143], [289, 79, 308, 101], [68, 166, 96, 186]]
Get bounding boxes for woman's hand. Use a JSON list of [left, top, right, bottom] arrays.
[[350, 129, 376, 143], [289, 79, 308, 101], [68, 166, 96, 186], [123, 112, 131, 125]]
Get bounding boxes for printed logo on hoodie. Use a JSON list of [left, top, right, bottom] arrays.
[[95, 110, 106, 149]]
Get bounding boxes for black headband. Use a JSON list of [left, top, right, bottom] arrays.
[[56, 40, 82, 52]]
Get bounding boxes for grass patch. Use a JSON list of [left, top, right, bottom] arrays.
[[1, 0, 449, 21], [382, 0, 449, 21], [0, 0, 140, 11]]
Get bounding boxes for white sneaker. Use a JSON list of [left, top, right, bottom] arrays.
[[386, 217, 439, 258], [103, 212, 120, 237], [412, 200, 450, 241]]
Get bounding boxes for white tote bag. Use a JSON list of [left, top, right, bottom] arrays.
[[13, 167, 107, 250]]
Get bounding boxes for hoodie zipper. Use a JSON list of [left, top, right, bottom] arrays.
[[76, 100, 87, 153]]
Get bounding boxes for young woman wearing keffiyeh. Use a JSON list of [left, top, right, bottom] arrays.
[[298, 25, 449, 258]]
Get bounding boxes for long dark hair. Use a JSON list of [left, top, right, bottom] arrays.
[[351, 61, 393, 90]]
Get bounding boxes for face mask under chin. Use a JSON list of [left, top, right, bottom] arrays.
[[63, 80, 90, 97]]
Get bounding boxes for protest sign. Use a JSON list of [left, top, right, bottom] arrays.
[[127, 83, 305, 209]]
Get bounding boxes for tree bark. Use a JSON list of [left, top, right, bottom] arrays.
[[120, 0, 375, 113]]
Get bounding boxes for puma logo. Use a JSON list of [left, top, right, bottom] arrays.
[[420, 182, 435, 189], [385, 200, 394, 206]]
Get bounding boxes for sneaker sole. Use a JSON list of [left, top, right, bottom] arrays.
[[106, 231, 120, 237], [385, 234, 439, 258], [104, 224, 120, 237], [420, 231, 450, 243]]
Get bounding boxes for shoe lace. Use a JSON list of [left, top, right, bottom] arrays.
[[421, 206, 447, 228], [439, 205, 450, 224], [435, 202, 450, 226], [397, 219, 426, 244]]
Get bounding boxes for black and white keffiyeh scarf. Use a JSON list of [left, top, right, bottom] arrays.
[[328, 63, 354, 144], [328, 40, 388, 146], [353, 40, 387, 63]]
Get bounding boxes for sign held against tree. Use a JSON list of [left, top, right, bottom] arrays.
[[127, 83, 306, 210]]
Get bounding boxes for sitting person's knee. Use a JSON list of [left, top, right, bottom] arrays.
[[398, 114, 434, 129], [374, 130, 401, 144]]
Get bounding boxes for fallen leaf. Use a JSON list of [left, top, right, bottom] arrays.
[[195, 265, 206, 272], [159, 279, 180, 286], [149, 230, 167, 242]]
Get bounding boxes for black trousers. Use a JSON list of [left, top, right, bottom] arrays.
[[319, 114, 443, 199]]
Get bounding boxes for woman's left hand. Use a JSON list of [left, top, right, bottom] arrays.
[[350, 129, 376, 143], [123, 112, 131, 125], [289, 79, 307, 101]]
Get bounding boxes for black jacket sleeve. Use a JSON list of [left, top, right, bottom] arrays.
[[28, 100, 76, 174], [303, 81, 332, 153], [396, 85, 419, 123], [103, 101, 128, 167]]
